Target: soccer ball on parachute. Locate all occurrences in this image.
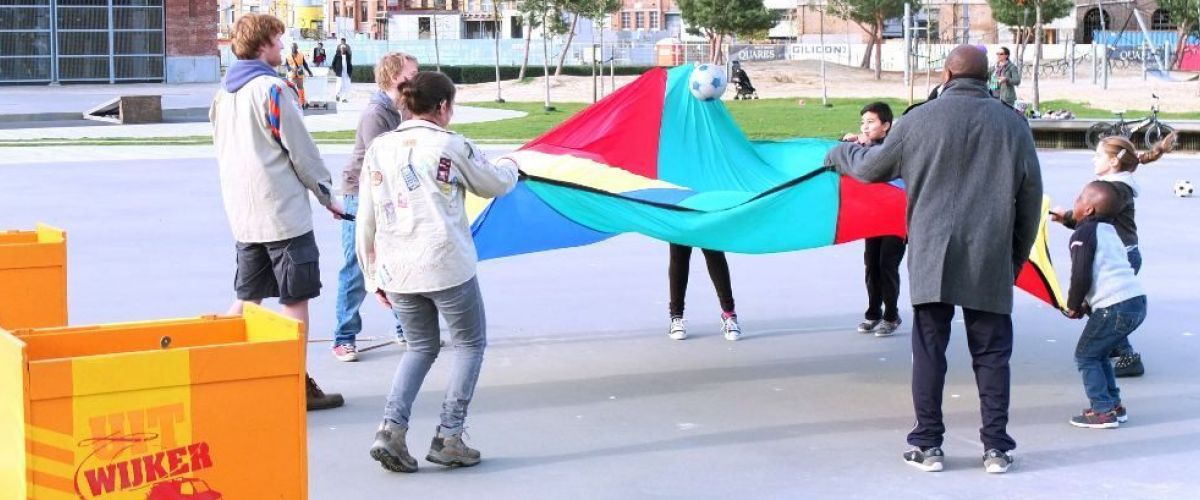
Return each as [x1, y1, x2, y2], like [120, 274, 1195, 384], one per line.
[1173, 180, 1194, 198]
[689, 63, 728, 101]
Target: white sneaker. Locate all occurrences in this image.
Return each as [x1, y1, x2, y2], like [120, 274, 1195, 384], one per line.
[668, 317, 688, 340]
[721, 315, 742, 341]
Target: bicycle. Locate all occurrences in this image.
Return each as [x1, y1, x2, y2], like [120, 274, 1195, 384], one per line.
[1084, 94, 1176, 150]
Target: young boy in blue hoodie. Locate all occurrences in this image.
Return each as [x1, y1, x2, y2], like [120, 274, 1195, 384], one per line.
[1064, 181, 1146, 429]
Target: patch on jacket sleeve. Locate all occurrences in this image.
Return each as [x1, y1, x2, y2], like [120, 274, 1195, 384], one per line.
[437, 156, 452, 183]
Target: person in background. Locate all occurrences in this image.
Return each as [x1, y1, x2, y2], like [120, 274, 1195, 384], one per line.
[284, 43, 314, 107]
[331, 38, 353, 103]
[989, 47, 1021, 106]
[332, 52, 420, 363]
[313, 42, 327, 67]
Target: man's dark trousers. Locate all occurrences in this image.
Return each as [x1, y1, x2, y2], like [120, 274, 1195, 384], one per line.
[909, 303, 1016, 452]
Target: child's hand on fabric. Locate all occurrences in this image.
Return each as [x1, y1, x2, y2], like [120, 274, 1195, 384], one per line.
[1066, 309, 1084, 319]
[842, 133, 858, 142]
[1049, 207, 1066, 223]
[375, 290, 392, 309]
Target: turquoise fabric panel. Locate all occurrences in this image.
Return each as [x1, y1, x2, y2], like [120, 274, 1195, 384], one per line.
[523, 172, 841, 254]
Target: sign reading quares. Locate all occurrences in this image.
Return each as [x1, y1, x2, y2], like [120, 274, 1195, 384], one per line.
[730, 45, 786, 62]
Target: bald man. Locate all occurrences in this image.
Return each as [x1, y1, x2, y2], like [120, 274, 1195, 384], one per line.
[824, 45, 1043, 473]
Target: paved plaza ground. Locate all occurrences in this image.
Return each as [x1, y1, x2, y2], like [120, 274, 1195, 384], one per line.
[2, 145, 1198, 498]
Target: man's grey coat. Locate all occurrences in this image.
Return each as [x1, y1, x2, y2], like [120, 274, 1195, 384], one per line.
[825, 78, 1043, 315]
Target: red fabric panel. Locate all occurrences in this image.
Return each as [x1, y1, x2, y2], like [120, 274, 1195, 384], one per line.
[1015, 260, 1056, 308]
[834, 176, 908, 244]
[521, 68, 667, 179]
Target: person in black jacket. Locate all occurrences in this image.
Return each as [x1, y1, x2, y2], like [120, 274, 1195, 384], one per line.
[842, 102, 906, 337]
[1063, 181, 1146, 429]
[331, 38, 354, 103]
[313, 42, 327, 67]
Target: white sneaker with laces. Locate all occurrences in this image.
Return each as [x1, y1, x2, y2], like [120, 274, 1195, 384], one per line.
[721, 315, 742, 341]
[668, 317, 688, 340]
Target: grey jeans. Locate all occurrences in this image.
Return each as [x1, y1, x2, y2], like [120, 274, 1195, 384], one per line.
[383, 276, 487, 436]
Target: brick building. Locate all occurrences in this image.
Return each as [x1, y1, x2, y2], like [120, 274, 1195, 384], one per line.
[0, 0, 218, 85]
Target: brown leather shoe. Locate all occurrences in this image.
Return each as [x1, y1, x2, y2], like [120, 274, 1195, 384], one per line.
[306, 374, 344, 411]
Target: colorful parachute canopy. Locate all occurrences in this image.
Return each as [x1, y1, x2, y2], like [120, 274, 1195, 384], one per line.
[467, 65, 1065, 312]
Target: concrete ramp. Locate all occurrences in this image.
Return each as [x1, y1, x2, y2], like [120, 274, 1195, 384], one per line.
[83, 95, 162, 124]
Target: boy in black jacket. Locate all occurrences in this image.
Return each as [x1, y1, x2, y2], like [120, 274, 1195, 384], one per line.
[1065, 181, 1146, 429]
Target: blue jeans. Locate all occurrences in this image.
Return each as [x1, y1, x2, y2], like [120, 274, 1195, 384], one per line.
[333, 194, 403, 346]
[1076, 295, 1147, 412]
[383, 277, 487, 436]
[1111, 247, 1143, 357]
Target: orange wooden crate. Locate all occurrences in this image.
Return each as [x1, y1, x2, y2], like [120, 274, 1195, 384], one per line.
[0, 225, 67, 330]
[1, 304, 307, 499]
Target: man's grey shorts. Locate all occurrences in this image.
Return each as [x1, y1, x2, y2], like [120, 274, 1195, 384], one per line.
[234, 231, 321, 305]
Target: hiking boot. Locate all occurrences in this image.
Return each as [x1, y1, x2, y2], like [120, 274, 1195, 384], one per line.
[1070, 408, 1120, 429]
[721, 314, 742, 341]
[1114, 352, 1144, 377]
[1114, 404, 1129, 423]
[668, 317, 687, 341]
[983, 449, 1014, 473]
[332, 344, 358, 362]
[902, 446, 944, 472]
[426, 429, 482, 467]
[306, 374, 344, 411]
[857, 319, 880, 333]
[874, 318, 902, 337]
[369, 421, 418, 473]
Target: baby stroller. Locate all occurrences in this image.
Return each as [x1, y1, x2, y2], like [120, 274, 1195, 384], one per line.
[730, 62, 758, 100]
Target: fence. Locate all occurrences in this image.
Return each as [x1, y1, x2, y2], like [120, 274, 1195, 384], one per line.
[0, 0, 165, 85]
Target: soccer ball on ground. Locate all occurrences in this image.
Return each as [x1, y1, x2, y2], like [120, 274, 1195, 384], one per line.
[689, 63, 728, 101]
[1174, 180, 1194, 198]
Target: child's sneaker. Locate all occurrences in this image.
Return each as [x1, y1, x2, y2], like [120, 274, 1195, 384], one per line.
[857, 319, 880, 333]
[983, 449, 1013, 473]
[369, 421, 418, 473]
[874, 318, 902, 337]
[721, 314, 742, 341]
[1069, 408, 1120, 429]
[332, 344, 358, 362]
[1114, 404, 1128, 423]
[426, 429, 481, 467]
[1114, 352, 1144, 377]
[668, 317, 687, 340]
[902, 446, 944, 472]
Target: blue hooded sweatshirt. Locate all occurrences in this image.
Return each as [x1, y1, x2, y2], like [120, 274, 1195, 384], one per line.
[223, 59, 279, 93]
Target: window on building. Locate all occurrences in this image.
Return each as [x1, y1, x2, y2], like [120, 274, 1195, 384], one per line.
[649, 12, 659, 31]
[1151, 9, 1175, 30]
[361, 2, 368, 22]
[621, 11, 631, 30]
[635, 11, 644, 30]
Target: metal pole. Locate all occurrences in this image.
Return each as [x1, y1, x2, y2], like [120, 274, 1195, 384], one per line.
[1070, 38, 1076, 83]
[903, 3, 912, 92]
[1092, 42, 1098, 84]
[108, 0, 116, 83]
[1103, 44, 1109, 89]
[49, 0, 59, 85]
[820, 6, 828, 107]
[542, 12, 553, 111]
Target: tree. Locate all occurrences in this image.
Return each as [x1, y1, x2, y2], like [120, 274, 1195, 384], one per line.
[517, 0, 553, 80]
[677, 0, 778, 64]
[987, 0, 1072, 64]
[554, 0, 585, 77]
[577, 0, 622, 99]
[1155, 0, 1200, 70]
[829, 0, 920, 80]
